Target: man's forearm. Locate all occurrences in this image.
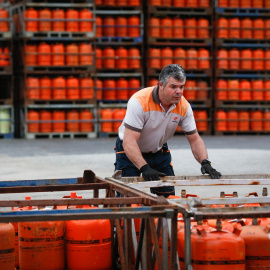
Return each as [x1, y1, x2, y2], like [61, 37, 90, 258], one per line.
[190, 137, 208, 163]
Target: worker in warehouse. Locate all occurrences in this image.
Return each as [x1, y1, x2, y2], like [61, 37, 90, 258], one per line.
[114, 64, 221, 198]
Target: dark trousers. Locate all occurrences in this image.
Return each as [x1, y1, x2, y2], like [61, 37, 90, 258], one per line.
[114, 137, 175, 198]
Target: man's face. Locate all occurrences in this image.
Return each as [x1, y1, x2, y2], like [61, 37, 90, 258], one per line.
[159, 77, 185, 106]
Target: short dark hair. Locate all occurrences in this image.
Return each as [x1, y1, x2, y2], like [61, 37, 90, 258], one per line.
[159, 64, 186, 86]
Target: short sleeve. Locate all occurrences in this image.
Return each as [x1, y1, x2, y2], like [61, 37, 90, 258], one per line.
[179, 105, 197, 133]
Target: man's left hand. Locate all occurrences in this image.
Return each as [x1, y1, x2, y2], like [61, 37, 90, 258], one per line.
[201, 159, 221, 179]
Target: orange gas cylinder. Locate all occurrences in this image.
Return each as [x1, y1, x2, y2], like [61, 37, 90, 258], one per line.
[266, 19, 270, 40]
[96, 79, 103, 100]
[217, 18, 228, 38]
[252, 80, 264, 100]
[193, 220, 245, 270]
[0, 223, 15, 270]
[67, 110, 79, 132]
[240, 0, 251, 7]
[11, 222, 19, 269]
[251, 110, 263, 131]
[229, 48, 240, 70]
[196, 80, 208, 99]
[103, 47, 115, 68]
[38, 9, 51, 31]
[117, 0, 128, 5]
[52, 76, 66, 100]
[128, 15, 140, 37]
[253, 18, 264, 39]
[241, 18, 252, 39]
[40, 77, 51, 100]
[148, 78, 159, 86]
[198, 48, 210, 69]
[101, 109, 113, 132]
[66, 43, 79, 66]
[80, 77, 94, 99]
[240, 79, 251, 101]
[184, 80, 196, 100]
[95, 16, 102, 37]
[199, 0, 209, 6]
[173, 0, 185, 6]
[103, 79, 116, 100]
[229, 18, 240, 39]
[266, 50, 270, 71]
[128, 47, 140, 69]
[161, 47, 173, 68]
[66, 216, 111, 270]
[116, 78, 128, 100]
[52, 43, 65, 66]
[186, 48, 198, 69]
[52, 110, 65, 132]
[173, 17, 184, 38]
[161, 17, 172, 38]
[252, 0, 263, 7]
[216, 110, 227, 131]
[241, 49, 252, 70]
[149, 48, 161, 69]
[128, 78, 140, 97]
[217, 79, 228, 100]
[237, 219, 270, 269]
[253, 49, 264, 70]
[0, 47, 9, 66]
[239, 111, 250, 131]
[228, 79, 239, 100]
[104, 0, 115, 4]
[265, 80, 270, 101]
[185, 18, 197, 38]
[197, 18, 209, 39]
[217, 48, 228, 69]
[128, 0, 140, 5]
[228, 0, 239, 6]
[227, 110, 238, 131]
[103, 16, 115, 37]
[116, 46, 128, 69]
[25, 44, 37, 66]
[80, 110, 93, 132]
[113, 109, 126, 132]
[52, 9, 65, 31]
[150, 0, 162, 4]
[95, 47, 102, 69]
[162, 0, 172, 6]
[174, 47, 186, 68]
[0, 9, 9, 32]
[19, 221, 64, 270]
[186, 0, 198, 6]
[265, 0, 270, 7]
[149, 17, 160, 37]
[66, 9, 79, 32]
[67, 76, 80, 99]
[25, 8, 38, 31]
[79, 9, 93, 32]
[26, 77, 39, 100]
[264, 111, 270, 131]
[27, 110, 39, 132]
[195, 110, 208, 131]
[40, 110, 52, 132]
[79, 43, 93, 66]
[116, 16, 128, 37]
[38, 42, 51, 66]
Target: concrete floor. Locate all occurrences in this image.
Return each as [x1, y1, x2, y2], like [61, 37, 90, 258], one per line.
[0, 135, 270, 202]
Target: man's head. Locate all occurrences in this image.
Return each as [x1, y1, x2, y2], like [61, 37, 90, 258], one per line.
[158, 64, 186, 107]
[158, 64, 186, 87]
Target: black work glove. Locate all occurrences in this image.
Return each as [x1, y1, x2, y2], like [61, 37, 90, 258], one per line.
[139, 164, 166, 181]
[201, 159, 221, 179]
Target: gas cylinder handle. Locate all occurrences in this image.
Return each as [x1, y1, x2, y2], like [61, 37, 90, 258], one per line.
[185, 194, 199, 198]
[245, 192, 258, 197]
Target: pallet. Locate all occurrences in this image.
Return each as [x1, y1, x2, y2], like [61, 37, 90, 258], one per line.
[25, 65, 94, 74]
[216, 39, 270, 48]
[0, 133, 13, 139]
[216, 7, 270, 16]
[96, 36, 143, 43]
[0, 99, 13, 105]
[216, 100, 270, 107]
[215, 131, 270, 136]
[22, 31, 94, 40]
[149, 6, 212, 15]
[0, 66, 12, 74]
[25, 131, 97, 139]
[98, 131, 118, 138]
[148, 68, 211, 77]
[24, 99, 96, 105]
[216, 70, 270, 78]
[148, 37, 212, 46]
[0, 31, 12, 39]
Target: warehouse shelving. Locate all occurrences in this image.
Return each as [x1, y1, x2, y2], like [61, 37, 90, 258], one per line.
[214, 1, 270, 135]
[15, 0, 97, 138]
[145, 0, 214, 135]
[0, 2, 14, 138]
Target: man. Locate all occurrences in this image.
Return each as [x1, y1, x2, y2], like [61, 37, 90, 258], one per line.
[114, 64, 221, 198]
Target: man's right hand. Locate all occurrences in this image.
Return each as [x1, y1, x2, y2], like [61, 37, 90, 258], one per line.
[139, 164, 166, 181]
